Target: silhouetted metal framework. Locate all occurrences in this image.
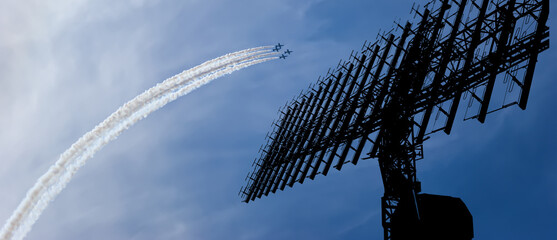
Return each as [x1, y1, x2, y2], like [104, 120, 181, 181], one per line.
[240, 0, 549, 239]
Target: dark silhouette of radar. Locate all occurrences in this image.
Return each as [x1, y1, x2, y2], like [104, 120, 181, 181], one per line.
[240, 0, 549, 239]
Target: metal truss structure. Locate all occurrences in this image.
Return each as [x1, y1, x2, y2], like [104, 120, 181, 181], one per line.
[240, 0, 549, 239]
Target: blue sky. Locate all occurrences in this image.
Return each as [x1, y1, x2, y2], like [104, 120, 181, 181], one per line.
[0, 0, 555, 239]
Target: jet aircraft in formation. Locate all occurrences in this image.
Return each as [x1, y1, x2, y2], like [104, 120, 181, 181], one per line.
[273, 43, 293, 60]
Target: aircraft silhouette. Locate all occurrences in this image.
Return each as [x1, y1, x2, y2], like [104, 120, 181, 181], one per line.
[273, 43, 284, 52]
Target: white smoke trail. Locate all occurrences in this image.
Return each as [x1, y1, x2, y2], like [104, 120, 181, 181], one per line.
[149, 47, 273, 101]
[2, 48, 274, 240]
[0, 47, 279, 240]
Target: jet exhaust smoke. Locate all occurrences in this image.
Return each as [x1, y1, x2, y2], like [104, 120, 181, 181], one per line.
[0, 46, 279, 240]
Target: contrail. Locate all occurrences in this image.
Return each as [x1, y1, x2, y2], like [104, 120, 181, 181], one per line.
[0, 47, 279, 240]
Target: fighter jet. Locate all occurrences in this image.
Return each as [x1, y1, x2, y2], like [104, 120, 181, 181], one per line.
[273, 43, 284, 52]
[284, 49, 292, 54]
[279, 54, 287, 59]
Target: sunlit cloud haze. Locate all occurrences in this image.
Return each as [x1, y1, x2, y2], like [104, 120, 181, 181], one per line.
[0, 0, 555, 239]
